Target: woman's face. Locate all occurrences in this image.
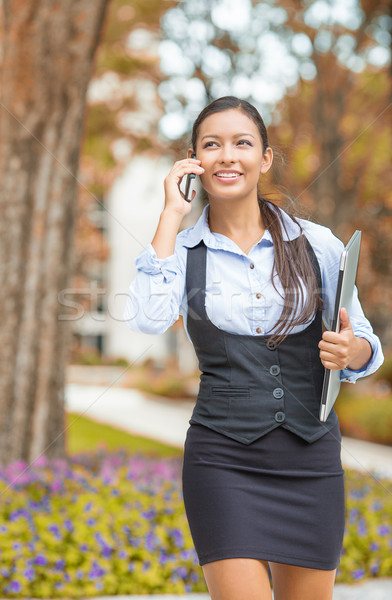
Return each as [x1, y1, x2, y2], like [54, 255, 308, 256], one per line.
[194, 108, 273, 204]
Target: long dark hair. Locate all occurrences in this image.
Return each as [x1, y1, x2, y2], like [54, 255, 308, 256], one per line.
[191, 96, 323, 345]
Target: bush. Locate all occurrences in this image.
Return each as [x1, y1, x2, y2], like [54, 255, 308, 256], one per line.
[335, 393, 392, 445]
[0, 452, 391, 596]
[373, 353, 392, 388]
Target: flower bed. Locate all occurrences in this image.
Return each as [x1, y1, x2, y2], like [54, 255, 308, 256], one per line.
[0, 451, 391, 597]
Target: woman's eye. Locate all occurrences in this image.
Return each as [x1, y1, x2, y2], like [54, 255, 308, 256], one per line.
[203, 141, 218, 148]
[238, 140, 252, 146]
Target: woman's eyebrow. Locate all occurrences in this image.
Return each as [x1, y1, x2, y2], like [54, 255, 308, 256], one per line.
[200, 132, 256, 141]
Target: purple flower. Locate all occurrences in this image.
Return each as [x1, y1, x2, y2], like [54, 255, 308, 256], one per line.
[63, 519, 74, 532]
[370, 560, 380, 574]
[352, 569, 365, 580]
[128, 562, 135, 572]
[9, 580, 22, 592]
[348, 508, 359, 524]
[88, 560, 105, 580]
[84, 501, 93, 512]
[23, 567, 35, 582]
[141, 508, 156, 520]
[176, 566, 188, 578]
[371, 500, 383, 511]
[357, 518, 367, 537]
[54, 559, 65, 571]
[142, 561, 151, 572]
[0, 526, 7, 533]
[79, 544, 89, 552]
[34, 554, 47, 566]
[87, 518, 96, 526]
[48, 524, 62, 539]
[378, 524, 391, 536]
[190, 572, 199, 582]
[370, 542, 380, 551]
[145, 531, 160, 551]
[13, 542, 22, 551]
[170, 528, 184, 547]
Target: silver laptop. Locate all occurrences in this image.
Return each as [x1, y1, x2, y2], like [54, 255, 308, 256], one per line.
[319, 230, 362, 422]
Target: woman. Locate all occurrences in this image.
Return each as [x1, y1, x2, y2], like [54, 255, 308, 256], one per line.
[123, 96, 383, 600]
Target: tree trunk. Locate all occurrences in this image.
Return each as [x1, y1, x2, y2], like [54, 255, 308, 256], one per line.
[0, 0, 109, 465]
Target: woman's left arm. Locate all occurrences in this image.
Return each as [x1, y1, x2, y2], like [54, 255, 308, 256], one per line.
[303, 222, 384, 382]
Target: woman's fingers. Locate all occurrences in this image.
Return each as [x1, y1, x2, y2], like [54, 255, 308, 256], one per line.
[163, 158, 204, 214]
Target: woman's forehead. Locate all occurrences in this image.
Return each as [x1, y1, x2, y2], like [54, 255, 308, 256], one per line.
[197, 108, 260, 139]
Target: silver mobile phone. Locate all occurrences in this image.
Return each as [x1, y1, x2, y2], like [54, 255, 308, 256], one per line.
[184, 153, 197, 202]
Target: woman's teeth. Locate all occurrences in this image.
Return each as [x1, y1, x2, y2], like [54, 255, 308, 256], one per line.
[215, 172, 241, 178]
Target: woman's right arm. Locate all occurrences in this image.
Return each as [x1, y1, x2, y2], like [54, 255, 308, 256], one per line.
[123, 157, 204, 334]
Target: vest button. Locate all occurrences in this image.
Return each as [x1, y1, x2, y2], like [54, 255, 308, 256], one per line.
[256, 327, 262, 333]
[250, 263, 255, 269]
[269, 365, 280, 376]
[275, 411, 285, 423]
[266, 341, 276, 350]
[273, 387, 284, 399]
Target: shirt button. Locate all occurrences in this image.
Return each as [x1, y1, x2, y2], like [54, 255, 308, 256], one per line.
[269, 365, 280, 376]
[250, 263, 255, 269]
[273, 387, 284, 399]
[256, 293, 261, 299]
[275, 411, 285, 423]
[256, 327, 262, 333]
[267, 340, 276, 351]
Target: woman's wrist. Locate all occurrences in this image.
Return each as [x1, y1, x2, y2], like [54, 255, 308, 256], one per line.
[151, 209, 183, 259]
[347, 337, 372, 371]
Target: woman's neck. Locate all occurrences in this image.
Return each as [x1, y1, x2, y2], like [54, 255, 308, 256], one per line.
[207, 200, 265, 238]
[207, 200, 266, 256]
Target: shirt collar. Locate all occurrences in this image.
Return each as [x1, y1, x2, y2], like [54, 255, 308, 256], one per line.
[179, 202, 302, 249]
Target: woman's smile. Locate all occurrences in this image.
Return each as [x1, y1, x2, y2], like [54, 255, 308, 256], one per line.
[214, 169, 243, 183]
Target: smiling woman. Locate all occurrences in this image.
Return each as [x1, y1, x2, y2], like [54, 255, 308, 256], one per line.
[123, 96, 383, 600]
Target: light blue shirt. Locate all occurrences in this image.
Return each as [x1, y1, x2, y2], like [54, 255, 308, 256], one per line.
[124, 203, 383, 383]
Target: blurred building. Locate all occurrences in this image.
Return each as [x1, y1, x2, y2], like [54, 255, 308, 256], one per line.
[72, 153, 200, 372]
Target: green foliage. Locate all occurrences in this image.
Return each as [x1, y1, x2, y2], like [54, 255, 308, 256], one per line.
[338, 469, 392, 582]
[335, 393, 392, 445]
[70, 347, 130, 367]
[66, 411, 182, 458]
[0, 452, 390, 596]
[373, 354, 392, 387]
[0, 453, 205, 596]
[98, 51, 149, 76]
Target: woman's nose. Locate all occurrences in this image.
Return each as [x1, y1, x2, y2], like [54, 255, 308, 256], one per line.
[218, 144, 235, 162]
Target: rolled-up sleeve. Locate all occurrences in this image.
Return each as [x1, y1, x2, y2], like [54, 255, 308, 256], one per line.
[340, 301, 384, 383]
[123, 243, 187, 335]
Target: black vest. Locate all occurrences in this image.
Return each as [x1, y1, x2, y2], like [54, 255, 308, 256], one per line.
[185, 237, 338, 445]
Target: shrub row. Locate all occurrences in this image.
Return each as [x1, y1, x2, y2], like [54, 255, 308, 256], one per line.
[0, 451, 391, 596]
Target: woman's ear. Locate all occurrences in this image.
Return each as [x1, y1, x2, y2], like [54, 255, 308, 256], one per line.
[187, 148, 195, 158]
[260, 147, 273, 174]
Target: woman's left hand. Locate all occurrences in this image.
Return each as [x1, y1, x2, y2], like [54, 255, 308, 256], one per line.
[318, 307, 372, 371]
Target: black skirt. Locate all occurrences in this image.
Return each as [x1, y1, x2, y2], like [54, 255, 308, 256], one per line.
[182, 420, 346, 570]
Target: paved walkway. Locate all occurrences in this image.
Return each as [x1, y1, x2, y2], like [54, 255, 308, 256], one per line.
[65, 380, 392, 479]
[65, 369, 392, 599]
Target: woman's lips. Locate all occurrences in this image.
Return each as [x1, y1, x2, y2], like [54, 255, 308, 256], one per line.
[213, 171, 243, 182]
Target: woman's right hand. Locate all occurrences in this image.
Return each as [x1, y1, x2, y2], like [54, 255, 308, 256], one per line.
[163, 157, 204, 217]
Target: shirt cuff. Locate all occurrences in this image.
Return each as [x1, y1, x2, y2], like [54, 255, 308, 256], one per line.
[340, 332, 378, 384]
[134, 243, 179, 283]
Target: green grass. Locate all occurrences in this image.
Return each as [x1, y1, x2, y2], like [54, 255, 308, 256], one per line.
[65, 411, 183, 458]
